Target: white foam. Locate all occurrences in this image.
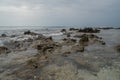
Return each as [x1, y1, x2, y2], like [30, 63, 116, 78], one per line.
[46, 32, 63, 36]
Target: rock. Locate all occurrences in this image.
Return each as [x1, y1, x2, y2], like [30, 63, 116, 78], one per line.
[74, 34, 82, 38]
[35, 37, 61, 54]
[26, 38, 33, 42]
[62, 38, 77, 45]
[115, 45, 120, 52]
[71, 39, 77, 43]
[1, 34, 7, 37]
[79, 35, 89, 46]
[100, 41, 106, 45]
[35, 34, 45, 40]
[78, 28, 100, 33]
[98, 27, 114, 30]
[69, 28, 79, 31]
[88, 34, 99, 39]
[24, 30, 38, 35]
[62, 38, 67, 41]
[79, 36, 89, 42]
[63, 51, 71, 54]
[10, 35, 16, 38]
[74, 34, 99, 39]
[27, 59, 39, 69]
[0, 46, 9, 54]
[61, 29, 66, 33]
[72, 45, 84, 52]
[75, 58, 100, 72]
[67, 33, 71, 37]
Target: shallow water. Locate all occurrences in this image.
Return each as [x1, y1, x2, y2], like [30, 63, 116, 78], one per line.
[0, 27, 120, 80]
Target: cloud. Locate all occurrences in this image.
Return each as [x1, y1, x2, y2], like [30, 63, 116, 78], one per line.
[0, 0, 120, 26]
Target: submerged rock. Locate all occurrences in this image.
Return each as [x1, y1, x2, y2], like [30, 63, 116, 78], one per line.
[0, 46, 9, 54]
[75, 58, 100, 72]
[72, 45, 84, 52]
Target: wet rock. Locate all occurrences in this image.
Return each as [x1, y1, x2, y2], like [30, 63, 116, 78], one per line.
[98, 27, 114, 30]
[0, 46, 9, 54]
[1, 34, 7, 37]
[67, 33, 71, 37]
[61, 29, 66, 33]
[36, 44, 53, 54]
[100, 41, 106, 45]
[27, 59, 39, 69]
[63, 51, 71, 54]
[10, 35, 16, 38]
[26, 38, 33, 42]
[75, 58, 100, 72]
[115, 45, 120, 52]
[79, 35, 89, 42]
[35, 36, 61, 55]
[35, 34, 46, 40]
[88, 34, 99, 39]
[79, 35, 89, 46]
[74, 34, 82, 38]
[4, 40, 29, 51]
[62, 38, 77, 45]
[78, 28, 100, 33]
[72, 45, 84, 52]
[24, 30, 38, 35]
[74, 34, 100, 39]
[69, 28, 79, 31]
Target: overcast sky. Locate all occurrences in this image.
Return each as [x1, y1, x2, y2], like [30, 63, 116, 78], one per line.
[0, 0, 120, 26]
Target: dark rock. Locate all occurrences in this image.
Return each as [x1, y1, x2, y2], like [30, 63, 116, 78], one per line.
[79, 35, 89, 46]
[71, 39, 77, 43]
[69, 28, 79, 31]
[67, 33, 71, 37]
[62, 38, 67, 41]
[1, 34, 7, 37]
[101, 41, 106, 45]
[0, 46, 9, 54]
[62, 38, 77, 45]
[24, 30, 38, 35]
[78, 28, 100, 33]
[61, 29, 66, 33]
[115, 45, 120, 52]
[88, 34, 99, 39]
[35, 34, 45, 40]
[74, 34, 82, 38]
[79, 36, 89, 42]
[98, 27, 114, 30]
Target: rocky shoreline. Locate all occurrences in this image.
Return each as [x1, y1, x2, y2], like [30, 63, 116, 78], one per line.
[0, 27, 120, 80]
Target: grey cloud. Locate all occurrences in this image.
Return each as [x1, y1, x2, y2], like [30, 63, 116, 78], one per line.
[0, 0, 120, 26]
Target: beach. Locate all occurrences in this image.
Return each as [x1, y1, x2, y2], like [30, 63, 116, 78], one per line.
[0, 27, 120, 80]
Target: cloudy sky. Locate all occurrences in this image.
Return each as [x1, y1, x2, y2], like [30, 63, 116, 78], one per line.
[0, 0, 120, 26]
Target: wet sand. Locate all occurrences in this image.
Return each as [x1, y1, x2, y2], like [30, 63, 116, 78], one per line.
[0, 28, 120, 80]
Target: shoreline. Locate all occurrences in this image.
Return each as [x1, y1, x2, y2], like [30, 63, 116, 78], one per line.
[0, 27, 120, 80]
